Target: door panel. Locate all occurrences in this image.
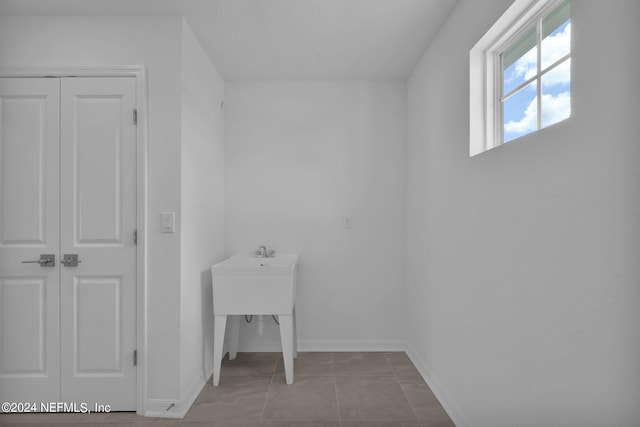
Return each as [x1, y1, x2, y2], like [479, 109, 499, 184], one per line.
[74, 276, 123, 373]
[1, 278, 47, 372]
[0, 78, 60, 403]
[72, 95, 125, 245]
[60, 77, 137, 410]
[1, 95, 49, 245]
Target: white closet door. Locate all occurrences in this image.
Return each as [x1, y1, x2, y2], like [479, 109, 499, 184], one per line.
[0, 76, 137, 411]
[59, 77, 137, 410]
[0, 78, 61, 403]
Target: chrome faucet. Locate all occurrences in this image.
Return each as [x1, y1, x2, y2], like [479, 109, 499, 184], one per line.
[255, 245, 275, 258]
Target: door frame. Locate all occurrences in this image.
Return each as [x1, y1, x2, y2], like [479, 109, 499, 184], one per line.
[0, 66, 148, 415]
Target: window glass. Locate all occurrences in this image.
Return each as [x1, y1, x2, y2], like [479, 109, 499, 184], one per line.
[501, 0, 570, 143]
[541, 58, 571, 128]
[541, 18, 571, 69]
[503, 26, 537, 95]
[504, 81, 538, 143]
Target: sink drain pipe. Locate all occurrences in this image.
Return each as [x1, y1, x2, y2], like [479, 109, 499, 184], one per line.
[257, 315, 265, 335]
[245, 314, 280, 335]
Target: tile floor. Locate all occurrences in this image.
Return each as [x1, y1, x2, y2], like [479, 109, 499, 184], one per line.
[0, 352, 455, 427]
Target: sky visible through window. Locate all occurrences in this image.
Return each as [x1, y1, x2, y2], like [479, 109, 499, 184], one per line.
[502, 17, 571, 143]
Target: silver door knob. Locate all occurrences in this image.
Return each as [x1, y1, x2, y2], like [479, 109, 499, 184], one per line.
[21, 254, 55, 267]
[61, 254, 82, 267]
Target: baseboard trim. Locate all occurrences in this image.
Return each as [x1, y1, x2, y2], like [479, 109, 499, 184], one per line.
[144, 399, 184, 419]
[144, 375, 206, 419]
[229, 339, 407, 353]
[299, 339, 407, 352]
[405, 344, 470, 427]
[180, 374, 207, 418]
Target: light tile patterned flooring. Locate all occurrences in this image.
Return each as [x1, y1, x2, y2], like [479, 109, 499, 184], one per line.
[1, 352, 455, 427]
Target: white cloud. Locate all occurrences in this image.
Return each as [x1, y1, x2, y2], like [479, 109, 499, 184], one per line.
[542, 22, 571, 69]
[542, 58, 571, 87]
[541, 91, 571, 126]
[509, 22, 571, 85]
[504, 91, 570, 135]
[505, 95, 538, 134]
[514, 46, 537, 81]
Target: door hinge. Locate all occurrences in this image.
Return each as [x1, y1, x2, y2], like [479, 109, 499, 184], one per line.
[133, 350, 138, 366]
[133, 229, 137, 245]
[133, 108, 138, 125]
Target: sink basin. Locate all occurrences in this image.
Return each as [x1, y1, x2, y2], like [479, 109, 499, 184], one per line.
[211, 254, 298, 315]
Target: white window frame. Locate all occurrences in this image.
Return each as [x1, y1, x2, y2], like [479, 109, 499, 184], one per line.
[470, 0, 568, 156]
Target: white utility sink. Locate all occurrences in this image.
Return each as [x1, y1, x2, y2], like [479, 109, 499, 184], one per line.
[211, 254, 297, 315]
[211, 254, 298, 386]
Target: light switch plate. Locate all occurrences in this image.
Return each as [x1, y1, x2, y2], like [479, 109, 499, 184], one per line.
[161, 211, 175, 233]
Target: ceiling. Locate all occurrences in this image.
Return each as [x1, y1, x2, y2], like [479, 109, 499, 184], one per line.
[0, 0, 458, 80]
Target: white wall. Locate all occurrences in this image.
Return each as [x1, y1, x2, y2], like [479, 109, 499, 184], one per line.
[179, 20, 225, 402]
[406, 1, 640, 426]
[0, 15, 187, 413]
[224, 81, 406, 350]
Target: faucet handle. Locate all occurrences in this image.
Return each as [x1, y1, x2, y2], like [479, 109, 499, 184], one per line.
[267, 249, 276, 257]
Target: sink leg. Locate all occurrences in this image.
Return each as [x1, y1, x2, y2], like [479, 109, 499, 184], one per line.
[279, 314, 295, 384]
[292, 306, 298, 359]
[213, 314, 227, 386]
[229, 315, 240, 360]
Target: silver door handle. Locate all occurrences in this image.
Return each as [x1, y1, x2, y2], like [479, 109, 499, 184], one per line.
[61, 254, 82, 267]
[22, 254, 55, 267]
